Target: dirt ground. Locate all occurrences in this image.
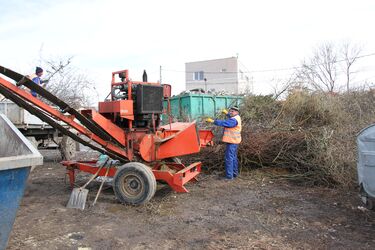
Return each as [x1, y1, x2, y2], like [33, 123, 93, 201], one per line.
[6, 150, 375, 250]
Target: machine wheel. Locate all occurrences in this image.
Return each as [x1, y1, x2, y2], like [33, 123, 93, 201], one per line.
[113, 162, 156, 205]
[60, 135, 77, 160]
[27, 136, 39, 149]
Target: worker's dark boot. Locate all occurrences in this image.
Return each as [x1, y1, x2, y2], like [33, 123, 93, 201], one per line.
[221, 176, 234, 181]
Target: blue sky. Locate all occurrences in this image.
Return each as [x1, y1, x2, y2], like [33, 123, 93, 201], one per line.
[1, 0, 375, 100]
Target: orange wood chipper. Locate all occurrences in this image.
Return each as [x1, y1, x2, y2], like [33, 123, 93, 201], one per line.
[0, 65, 213, 205]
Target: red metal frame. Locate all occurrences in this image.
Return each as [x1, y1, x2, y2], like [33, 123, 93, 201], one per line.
[199, 130, 215, 147]
[62, 160, 201, 193]
[81, 109, 127, 146]
[0, 76, 129, 159]
[0, 68, 213, 197]
[152, 162, 201, 193]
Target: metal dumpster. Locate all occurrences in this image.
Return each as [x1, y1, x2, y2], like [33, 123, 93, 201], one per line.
[357, 124, 375, 209]
[0, 114, 43, 250]
[163, 93, 243, 122]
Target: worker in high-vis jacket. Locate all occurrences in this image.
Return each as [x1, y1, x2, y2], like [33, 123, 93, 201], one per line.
[206, 106, 242, 180]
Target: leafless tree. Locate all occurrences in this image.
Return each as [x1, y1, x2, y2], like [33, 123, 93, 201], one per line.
[297, 43, 338, 93]
[272, 72, 299, 100]
[41, 57, 97, 109]
[296, 42, 362, 93]
[341, 42, 362, 92]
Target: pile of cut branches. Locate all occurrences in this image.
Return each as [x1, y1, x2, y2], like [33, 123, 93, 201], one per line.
[190, 90, 375, 188]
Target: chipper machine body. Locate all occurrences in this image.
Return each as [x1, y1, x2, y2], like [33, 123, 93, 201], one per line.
[0, 65, 213, 205]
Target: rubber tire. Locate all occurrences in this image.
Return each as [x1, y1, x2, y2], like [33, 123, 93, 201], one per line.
[27, 136, 39, 149]
[60, 135, 77, 160]
[113, 162, 156, 205]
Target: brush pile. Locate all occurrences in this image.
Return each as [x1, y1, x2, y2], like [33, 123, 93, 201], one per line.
[192, 90, 375, 187]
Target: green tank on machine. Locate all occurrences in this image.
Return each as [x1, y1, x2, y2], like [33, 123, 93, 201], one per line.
[163, 93, 243, 122]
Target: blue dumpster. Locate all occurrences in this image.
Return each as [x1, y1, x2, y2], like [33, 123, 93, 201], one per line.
[0, 114, 43, 250]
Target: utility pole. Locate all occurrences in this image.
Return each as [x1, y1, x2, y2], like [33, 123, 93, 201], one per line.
[159, 65, 162, 84]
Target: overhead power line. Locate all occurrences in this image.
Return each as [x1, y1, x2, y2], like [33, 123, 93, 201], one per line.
[163, 52, 375, 74]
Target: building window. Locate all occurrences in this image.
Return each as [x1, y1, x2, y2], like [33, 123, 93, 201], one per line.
[221, 68, 227, 72]
[193, 71, 204, 81]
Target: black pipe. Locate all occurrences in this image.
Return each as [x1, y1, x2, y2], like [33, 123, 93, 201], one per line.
[142, 70, 147, 82]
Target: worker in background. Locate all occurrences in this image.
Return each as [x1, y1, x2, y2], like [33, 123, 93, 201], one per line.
[28, 67, 47, 97]
[206, 106, 242, 180]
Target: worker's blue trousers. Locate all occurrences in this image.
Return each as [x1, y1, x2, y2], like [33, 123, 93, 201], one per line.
[225, 143, 239, 179]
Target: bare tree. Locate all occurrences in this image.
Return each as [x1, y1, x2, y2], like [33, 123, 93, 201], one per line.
[341, 42, 362, 92]
[297, 43, 338, 93]
[41, 57, 97, 109]
[296, 42, 363, 93]
[272, 72, 299, 100]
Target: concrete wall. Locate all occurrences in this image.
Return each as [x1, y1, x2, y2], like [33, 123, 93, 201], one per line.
[185, 57, 252, 94]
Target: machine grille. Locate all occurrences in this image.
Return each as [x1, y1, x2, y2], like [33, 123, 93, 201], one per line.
[136, 85, 164, 114]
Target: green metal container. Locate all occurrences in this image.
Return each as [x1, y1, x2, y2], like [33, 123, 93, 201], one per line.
[163, 93, 243, 122]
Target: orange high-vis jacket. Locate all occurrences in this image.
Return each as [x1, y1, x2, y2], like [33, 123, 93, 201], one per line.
[222, 115, 242, 144]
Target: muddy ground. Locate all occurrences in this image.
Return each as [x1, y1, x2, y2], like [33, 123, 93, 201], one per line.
[6, 150, 375, 249]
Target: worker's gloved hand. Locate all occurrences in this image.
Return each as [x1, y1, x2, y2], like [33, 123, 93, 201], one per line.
[221, 109, 228, 115]
[206, 118, 214, 123]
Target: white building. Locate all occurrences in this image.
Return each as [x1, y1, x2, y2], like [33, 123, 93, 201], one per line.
[185, 57, 253, 94]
